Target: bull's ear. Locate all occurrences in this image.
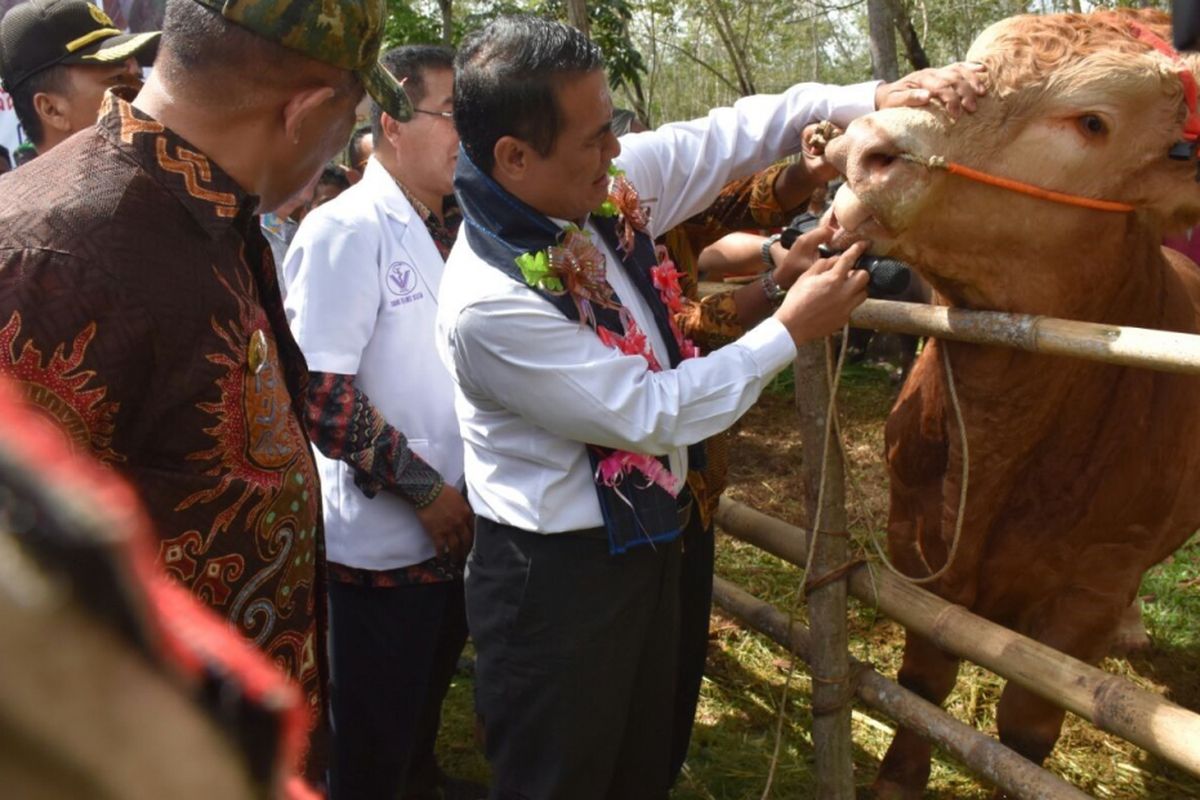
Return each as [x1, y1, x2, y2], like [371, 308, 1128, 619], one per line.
[1147, 51, 1200, 231]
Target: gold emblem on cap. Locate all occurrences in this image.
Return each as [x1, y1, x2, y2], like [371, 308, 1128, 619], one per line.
[247, 329, 269, 376]
[88, 4, 114, 27]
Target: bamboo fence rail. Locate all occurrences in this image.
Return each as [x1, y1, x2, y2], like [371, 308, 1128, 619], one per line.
[850, 299, 1200, 374]
[715, 498, 1200, 780]
[712, 576, 1095, 800]
[690, 288, 1200, 376]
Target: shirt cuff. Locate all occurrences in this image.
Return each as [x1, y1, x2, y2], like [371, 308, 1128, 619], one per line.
[299, 350, 362, 375]
[739, 316, 798, 376]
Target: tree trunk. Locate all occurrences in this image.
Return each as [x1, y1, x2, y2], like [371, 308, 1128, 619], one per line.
[892, 0, 929, 71]
[867, 0, 900, 82]
[704, 0, 756, 95]
[438, 0, 452, 45]
[566, 0, 590, 38]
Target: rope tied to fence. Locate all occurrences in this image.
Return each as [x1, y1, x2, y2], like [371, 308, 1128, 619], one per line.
[803, 557, 867, 596]
[809, 662, 868, 718]
[761, 318, 974, 799]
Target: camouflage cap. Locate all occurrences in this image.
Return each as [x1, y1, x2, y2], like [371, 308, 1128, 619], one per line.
[189, 0, 411, 121]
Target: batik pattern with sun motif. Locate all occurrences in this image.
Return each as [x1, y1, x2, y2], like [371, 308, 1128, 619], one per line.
[0, 87, 328, 781]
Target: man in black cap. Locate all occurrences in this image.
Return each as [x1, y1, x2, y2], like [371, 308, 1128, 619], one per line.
[0, 0, 410, 783]
[0, 0, 159, 153]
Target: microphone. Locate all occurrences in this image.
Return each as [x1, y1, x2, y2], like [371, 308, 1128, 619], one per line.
[817, 244, 911, 295]
[779, 212, 912, 296]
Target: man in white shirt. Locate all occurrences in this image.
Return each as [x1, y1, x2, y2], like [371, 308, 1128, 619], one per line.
[283, 45, 474, 800]
[437, 17, 982, 799]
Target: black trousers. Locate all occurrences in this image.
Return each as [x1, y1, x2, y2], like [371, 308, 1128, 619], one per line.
[327, 575, 469, 800]
[670, 510, 715, 781]
[467, 518, 682, 800]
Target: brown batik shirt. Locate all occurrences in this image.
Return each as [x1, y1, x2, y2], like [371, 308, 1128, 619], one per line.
[0, 89, 327, 779]
[664, 162, 802, 525]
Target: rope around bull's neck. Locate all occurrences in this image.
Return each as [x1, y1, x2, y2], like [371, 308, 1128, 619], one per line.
[759, 327, 970, 798]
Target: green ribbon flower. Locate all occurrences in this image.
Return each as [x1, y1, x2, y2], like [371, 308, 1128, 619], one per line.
[593, 165, 627, 218]
[516, 250, 563, 292]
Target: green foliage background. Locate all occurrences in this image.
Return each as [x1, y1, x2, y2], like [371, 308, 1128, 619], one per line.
[386, 0, 1171, 126]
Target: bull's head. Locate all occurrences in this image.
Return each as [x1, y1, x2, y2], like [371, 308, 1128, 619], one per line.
[826, 10, 1200, 312]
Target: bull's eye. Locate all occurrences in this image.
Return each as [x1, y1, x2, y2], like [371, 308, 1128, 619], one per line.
[1078, 114, 1107, 136]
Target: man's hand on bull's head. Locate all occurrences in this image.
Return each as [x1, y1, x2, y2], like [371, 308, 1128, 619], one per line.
[774, 240, 870, 347]
[875, 62, 988, 119]
[800, 122, 843, 185]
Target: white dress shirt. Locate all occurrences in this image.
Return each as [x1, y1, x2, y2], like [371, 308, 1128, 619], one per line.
[436, 81, 877, 533]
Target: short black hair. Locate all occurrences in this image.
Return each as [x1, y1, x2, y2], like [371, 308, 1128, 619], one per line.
[370, 45, 455, 141]
[8, 64, 69, 148]
[318, 164, 351, 191]
[454, 16, 605, 175]
[347, 126, 372, 170]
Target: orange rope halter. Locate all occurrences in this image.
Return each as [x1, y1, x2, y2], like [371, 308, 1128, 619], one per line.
[900, 154, 1136, 213]
[886, 21, 1200, 215]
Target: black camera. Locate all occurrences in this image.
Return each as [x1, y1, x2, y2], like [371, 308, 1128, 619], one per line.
[779, 212, 912, 296]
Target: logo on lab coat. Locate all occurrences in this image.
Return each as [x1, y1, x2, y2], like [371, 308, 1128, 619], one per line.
[386, 262, 418, 296]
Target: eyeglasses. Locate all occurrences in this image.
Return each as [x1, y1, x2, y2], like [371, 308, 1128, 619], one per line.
[412, 109, 454, 120]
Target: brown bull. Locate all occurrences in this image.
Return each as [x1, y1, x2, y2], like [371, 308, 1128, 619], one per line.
[824, 10, 1200, 799]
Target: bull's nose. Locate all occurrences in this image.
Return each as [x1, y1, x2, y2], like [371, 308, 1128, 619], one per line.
[827, 117, 906, 190]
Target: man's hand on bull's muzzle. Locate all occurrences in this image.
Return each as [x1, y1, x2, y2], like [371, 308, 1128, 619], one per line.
[875, 62, 988, 119]
[774, 240, 870, 347]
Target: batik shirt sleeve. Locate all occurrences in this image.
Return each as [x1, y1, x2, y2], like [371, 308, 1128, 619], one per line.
[303, 371, 443, 507]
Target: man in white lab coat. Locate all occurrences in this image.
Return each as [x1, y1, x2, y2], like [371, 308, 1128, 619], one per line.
[283, 44, 473, 800]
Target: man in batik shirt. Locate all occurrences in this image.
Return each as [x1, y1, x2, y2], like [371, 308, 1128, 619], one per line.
[0, 0, 412, 781]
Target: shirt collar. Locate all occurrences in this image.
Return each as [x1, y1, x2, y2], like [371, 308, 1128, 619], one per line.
[96, 88, 258, 239]
[393, 176, 436, 224]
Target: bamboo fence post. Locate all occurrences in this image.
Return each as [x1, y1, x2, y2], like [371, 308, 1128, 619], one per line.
[714, 498, 1200, 778]
[712, 577, 1095, 800]
[793, 340, 854, 798]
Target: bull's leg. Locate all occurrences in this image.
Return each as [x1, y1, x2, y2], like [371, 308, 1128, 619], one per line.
[985, 683, 1069, 800]
[1108, 599, 1152, 656]
[988, 591, 1124, 800]
[873, 631, 961, 800]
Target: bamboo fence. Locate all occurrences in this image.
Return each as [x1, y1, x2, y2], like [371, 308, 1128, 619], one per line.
[709, 297, 1200, 799]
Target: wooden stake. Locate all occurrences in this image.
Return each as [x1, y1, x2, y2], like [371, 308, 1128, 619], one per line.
[793, 341, 854, 799]
[713, 577, 1094, 800]
[715, 498, 1200, 779]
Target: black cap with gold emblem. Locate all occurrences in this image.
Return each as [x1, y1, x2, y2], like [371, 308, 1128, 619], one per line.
[0, 0, 159, 93]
